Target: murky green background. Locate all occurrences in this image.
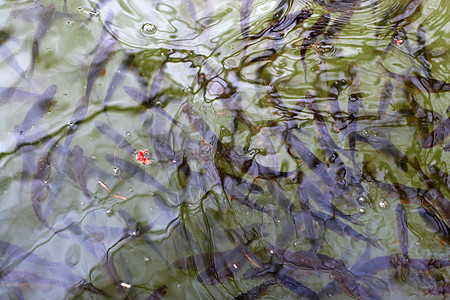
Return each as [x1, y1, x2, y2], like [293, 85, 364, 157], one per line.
[0, 0, 448, 299]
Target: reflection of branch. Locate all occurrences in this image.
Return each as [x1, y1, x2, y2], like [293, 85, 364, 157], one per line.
[97, 180, 127, 201]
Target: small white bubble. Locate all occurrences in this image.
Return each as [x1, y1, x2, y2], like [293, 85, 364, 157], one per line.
[358, 196, 367, 204]
[379, 201, 387, 208]
[120, 282, 131, 289]
[359, 208, 365, 214]
[141, 22, 157, 35]
[233, 264, 238, 269]
[172, 160, 177, 164]
[126, 131, 132, 137]
[113, 167, 120, 175]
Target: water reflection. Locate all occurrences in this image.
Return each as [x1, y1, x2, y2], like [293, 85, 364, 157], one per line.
[0, 0, 449, 299]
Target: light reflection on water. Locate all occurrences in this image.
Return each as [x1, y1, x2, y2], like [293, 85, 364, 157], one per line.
[0, 0, 449, 299]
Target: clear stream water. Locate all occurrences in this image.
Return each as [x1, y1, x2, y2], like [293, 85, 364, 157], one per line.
[0, 0, 448, 299]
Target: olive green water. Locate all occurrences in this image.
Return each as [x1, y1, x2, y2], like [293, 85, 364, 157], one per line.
[0, 0, 449, 299]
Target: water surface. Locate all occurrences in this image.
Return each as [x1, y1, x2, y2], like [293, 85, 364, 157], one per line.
[0, 0, 449, 299]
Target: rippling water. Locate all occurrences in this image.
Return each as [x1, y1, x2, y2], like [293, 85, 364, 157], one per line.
[0, 0, 449, 299]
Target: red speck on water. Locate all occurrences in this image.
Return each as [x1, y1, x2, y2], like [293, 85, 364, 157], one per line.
[135, 149, 152, 165]
[394, 38, 403, 46]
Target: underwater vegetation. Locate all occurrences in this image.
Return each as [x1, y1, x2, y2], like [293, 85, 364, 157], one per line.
[0, 0, 449, 299]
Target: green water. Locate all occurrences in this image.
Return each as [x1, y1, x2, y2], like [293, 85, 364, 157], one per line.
[0, 0, 449, 299]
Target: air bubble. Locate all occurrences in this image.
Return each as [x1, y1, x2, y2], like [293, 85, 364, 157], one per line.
[120, 282, 131, 289]
[126, 131, 132, 137]
[358, 196, 367, 204]
[113, 167, 120, 175]
[141, 22, 157, 35]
